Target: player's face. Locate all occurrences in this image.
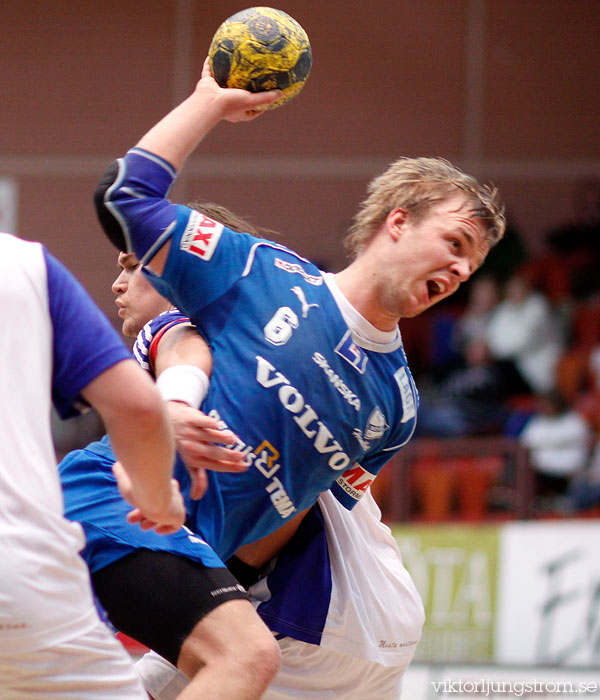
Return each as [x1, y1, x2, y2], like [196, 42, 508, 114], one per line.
[112, 253, 172, 337]
[383, 194, 489, 319]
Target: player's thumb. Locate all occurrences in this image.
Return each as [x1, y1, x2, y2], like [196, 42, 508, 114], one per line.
[112, 461, 134, 504]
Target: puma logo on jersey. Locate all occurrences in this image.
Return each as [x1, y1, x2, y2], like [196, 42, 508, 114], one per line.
[291, 285, 319, 317]
[256, 355, 351, 471]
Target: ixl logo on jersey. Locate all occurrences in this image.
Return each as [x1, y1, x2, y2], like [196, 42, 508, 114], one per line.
[180, 211, 223, 261]
[335, 330, 368, 373]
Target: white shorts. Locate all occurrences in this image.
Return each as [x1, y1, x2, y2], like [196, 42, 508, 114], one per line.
[137, 636, 405, 700]
[264, 636, 405, 700]
[0, 620, 147, 699]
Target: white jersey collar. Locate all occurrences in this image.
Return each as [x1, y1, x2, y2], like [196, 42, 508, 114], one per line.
[322, 272, 403, 353]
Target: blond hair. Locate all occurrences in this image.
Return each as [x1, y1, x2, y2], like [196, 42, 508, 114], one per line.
[345, 157, 505, 258]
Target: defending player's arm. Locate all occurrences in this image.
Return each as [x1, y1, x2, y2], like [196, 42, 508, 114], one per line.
[46, 250, 184, 534]
[94, 58, 282, 272]
[80, 361, 184, 533]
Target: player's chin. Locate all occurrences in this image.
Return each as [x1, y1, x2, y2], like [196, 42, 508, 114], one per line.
[401, 297, 431, 319]
[403, 299, 440, 319]
[122, 320, 141, 339]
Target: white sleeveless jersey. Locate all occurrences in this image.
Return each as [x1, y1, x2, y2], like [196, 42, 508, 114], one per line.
[0, 233, 130, 654]
[251, 489, 424, 669]
[318, 490, 424, 667]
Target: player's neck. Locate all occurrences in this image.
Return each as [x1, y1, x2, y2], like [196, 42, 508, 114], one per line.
[333, 266, 399, 333]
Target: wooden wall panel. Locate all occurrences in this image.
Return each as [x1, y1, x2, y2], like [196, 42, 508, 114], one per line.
[484, 0, 600, 159]
[0, 1, 176, 155]
[16, 174, 119, 319]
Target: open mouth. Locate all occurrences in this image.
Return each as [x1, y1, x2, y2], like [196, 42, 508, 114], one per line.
[426, 279, 446, 300]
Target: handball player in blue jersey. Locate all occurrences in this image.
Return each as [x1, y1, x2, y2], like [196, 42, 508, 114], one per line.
[68, 243, 425, 700]
[62, 57, 505, 697]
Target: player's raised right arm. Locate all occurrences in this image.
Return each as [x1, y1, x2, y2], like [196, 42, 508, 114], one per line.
[137, 58, 282, 171]
[94, 58, 282, 272]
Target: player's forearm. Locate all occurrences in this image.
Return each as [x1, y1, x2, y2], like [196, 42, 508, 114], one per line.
[83, 361, 177, 519]
[94, 63, 278, 260]
[136, 88, 224, 172]
[105, 403, 176, 520]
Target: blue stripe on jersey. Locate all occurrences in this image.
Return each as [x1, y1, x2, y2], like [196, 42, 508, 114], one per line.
[255, 503, 331, 645]
[44, 249, 131, 419]
[107, 149, 178, 262]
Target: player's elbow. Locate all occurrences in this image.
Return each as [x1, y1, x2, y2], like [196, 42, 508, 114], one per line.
[94, 159, 129, 252]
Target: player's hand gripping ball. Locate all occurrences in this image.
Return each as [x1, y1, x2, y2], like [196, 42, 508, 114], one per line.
[208, 7, 312, 110]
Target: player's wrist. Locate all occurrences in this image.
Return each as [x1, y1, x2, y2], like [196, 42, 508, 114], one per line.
[156, 365, 209, 408]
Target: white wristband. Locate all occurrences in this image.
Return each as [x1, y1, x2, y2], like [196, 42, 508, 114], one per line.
[155, 365, 209, 408]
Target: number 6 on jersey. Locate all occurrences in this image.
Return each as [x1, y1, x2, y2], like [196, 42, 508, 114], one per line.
[264, 306, 299, 346]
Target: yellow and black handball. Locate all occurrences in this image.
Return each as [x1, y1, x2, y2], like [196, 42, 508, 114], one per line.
[208, 7, 312, 110]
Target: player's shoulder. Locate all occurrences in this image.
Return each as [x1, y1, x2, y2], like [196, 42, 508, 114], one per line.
[133, 308, 190, 372]
[249, 239, 313, 266]
[245, 240, 324, 285]
[0, 231, 35, 252]
[145, 308, 189, 334]
[0, 233, 44, 271]
[0, 235, 53, 313]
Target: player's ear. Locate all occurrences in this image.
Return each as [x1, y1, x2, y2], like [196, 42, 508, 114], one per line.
[386, 208, 409, 241]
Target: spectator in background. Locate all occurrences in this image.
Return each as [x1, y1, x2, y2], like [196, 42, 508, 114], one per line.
[526, 178, 600, 306]
[452, 274, 500, 353]
[485, 272, 566, 395]
[416, 337, 515, 438]
[566, 437, 600, 513]
[587, 344, 600, 393]
[519, 391, 592, 508]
